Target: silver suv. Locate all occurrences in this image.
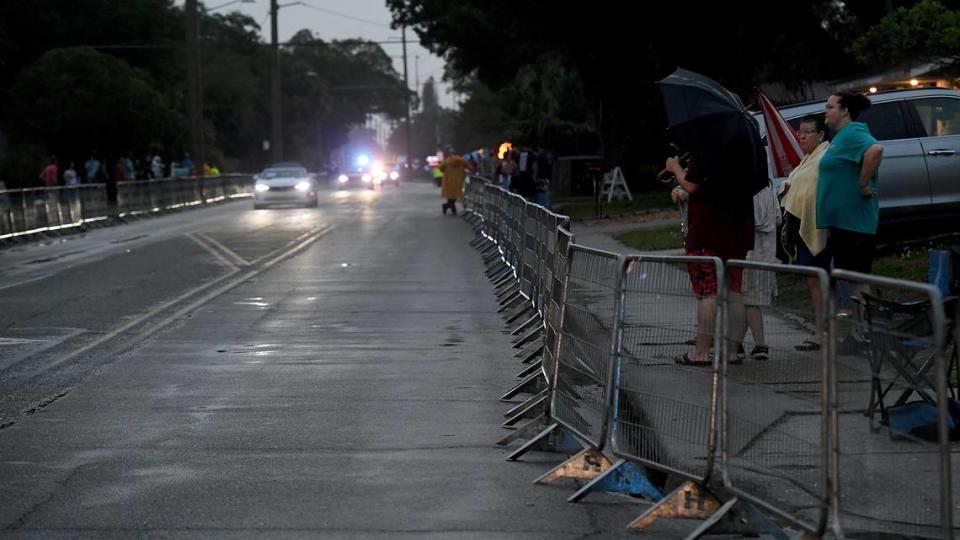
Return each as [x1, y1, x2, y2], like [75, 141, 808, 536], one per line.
[756, 88, 960, 229]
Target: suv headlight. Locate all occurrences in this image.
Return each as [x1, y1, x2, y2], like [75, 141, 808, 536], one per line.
[295, 181, 311, 191]
[361, 174, 372, 183]
[338, 174, 349, 183]
[389, 171, 399, 180]
[254, 183, 270, 192]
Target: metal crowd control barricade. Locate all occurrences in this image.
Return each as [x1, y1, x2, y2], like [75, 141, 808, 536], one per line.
[719, 260, 831, 536]
[499, 226, 578, 448]
[528, 246, 641, 492]
[79, 184, 108, 224]
[609, 255, 727, 530]
[829, 270, 955, 539]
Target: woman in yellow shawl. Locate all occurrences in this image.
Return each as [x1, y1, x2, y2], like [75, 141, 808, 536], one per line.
[780, 116, 830, 351]
[439, 147, 467, 215]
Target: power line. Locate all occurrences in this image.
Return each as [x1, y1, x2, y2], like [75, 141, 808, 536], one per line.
[295, 2, 391, 28]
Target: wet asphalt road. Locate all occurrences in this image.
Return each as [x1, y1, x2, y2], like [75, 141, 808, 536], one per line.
[0, 182, 698, 538]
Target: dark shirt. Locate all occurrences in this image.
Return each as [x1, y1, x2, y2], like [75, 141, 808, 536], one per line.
[684, 157, 754, 260]
[536, 150, 553, 179]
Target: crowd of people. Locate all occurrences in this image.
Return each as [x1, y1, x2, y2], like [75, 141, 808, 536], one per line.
[668, 91, 883, 364]
[35, 152, 222, 188]
[435, 144, 555, 216]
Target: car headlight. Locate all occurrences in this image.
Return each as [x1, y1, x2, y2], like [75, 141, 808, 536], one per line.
[389, 171, 399, 180]
[338, 174, 349, 183]
[255, 183, 270, 192]
[361, 174, 372, 183]
[295, 181, 311, 191]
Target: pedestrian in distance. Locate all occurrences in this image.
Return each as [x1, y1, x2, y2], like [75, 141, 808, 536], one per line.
[151, 155, 164, 180]
[779, 115, 831, 351]
[64, 162, 79, 186]
[498, 152, 516, 190]
[85, 153, 105, 183]
[439, 146, 467, 216]
[532, 146, 553, 207]
[40, 156, 59, 187]
[114, 157, 127, 182]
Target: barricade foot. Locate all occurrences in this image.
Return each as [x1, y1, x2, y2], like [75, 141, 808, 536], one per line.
[506, 422, 584, 461]
[504, 388, 549, 418]
[494, 280, 518, 297]
[515, 359, 542, 379]
[497, 292, 525, 311]
[625, 480, 753, 535]
[512, 326, 543, 348]
[567, 459, 663, 503]
[510, 313, 541, 336]
[496, 416, 546, 448]
[533, 448, 612, 486]
[492, 273, 514, 290]
[500, 371, 544, 401]
[685, 496, 789, 540]
[481, 249, 501, 264]
[502, 392, 547, 427]
[625, 481, 721, 530]
[505, 304, 534, 325]
[514, 341, 543, 362]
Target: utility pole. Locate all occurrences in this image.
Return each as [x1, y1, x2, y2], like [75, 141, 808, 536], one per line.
[185, 0, 204, 172]
[402, 26, 412, 173]
[270, 0, 283, 162]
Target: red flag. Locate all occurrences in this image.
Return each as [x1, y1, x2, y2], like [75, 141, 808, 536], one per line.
[757, 90, 803, 177]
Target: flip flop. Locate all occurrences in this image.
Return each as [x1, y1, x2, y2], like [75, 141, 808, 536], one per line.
[794, 339, 821, 352]
[674, 352, 712, 366]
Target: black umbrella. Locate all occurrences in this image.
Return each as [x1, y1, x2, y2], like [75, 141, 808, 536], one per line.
[657, 68, 768, 197]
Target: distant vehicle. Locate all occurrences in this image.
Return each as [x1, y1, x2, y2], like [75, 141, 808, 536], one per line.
[755, 88, 960, 229]
[332, 154, 392, 189]
[252, 166, 317, 209]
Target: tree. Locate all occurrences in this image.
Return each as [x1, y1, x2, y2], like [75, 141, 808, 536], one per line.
[4, 47, 180, 187]
[388, 0, 862, 182]
[853, 0, 960, 71]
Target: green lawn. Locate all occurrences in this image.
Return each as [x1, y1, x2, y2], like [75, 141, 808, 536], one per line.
[553, 191, 674, 220]
[614, 225, 684, 252]
[616, 224, 936, 283]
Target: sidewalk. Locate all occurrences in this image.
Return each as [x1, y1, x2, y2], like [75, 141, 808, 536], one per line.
[568, 212, 683, 256]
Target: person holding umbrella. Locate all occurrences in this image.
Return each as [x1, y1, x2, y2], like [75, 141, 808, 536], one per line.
[658, 69, 768, 366]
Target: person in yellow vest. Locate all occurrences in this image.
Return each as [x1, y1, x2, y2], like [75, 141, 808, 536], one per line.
[210, 165, 220, 176]
[203, 163, 212, 176]
[439, 147, 466, 215]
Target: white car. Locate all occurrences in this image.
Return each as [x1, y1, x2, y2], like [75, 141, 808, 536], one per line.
[253, 166, 318, 209]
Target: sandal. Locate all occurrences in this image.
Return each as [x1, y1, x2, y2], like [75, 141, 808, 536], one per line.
[674, 352, 712, 366]
[727, 344, 745, 365]
[750, 345, 769, 360]
[794, 339, 821, 352]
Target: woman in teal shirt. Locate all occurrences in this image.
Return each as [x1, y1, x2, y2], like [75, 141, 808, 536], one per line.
[816, 92, 884, 273]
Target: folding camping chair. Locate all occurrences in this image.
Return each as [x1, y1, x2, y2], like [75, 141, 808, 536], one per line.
[857, 292, 958, 430]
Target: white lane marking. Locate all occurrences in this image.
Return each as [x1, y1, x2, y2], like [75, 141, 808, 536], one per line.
[0, 273, 54, 292]
[251, 227, 322, 264]
[196, 233, 251, 267]
[37, 225, 336, 373]
[187, 233, 238, 271]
